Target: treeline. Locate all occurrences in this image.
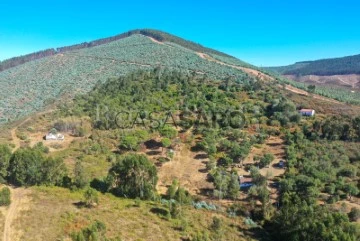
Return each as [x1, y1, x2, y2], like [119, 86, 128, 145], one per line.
[0, 143, 67, 186]
[270, 54, 360, 76]
[303, 116, 360, 141]
[0, 49, 56, 71]
[0, 29, 234, 73]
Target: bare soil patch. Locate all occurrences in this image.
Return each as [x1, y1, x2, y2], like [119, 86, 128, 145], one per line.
[157, 143, 213, 196]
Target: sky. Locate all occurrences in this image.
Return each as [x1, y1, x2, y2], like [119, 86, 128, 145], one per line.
[0, 0, 360, 66]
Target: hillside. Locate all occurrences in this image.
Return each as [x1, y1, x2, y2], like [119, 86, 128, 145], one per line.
[0, 68, 359, 240]
[0, 31, 254, 123]
[0, 29, 237, 73]
[2, 29, 360, 125]
[268, 54, 360, 76]
[267, 54, 360, 91]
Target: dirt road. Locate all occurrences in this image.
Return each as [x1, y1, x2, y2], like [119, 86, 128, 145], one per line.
[3, 187, 29, 241]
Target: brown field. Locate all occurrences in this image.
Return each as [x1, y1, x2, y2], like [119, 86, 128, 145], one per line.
[5, 186, 255, 241]
[285, 74, 360, 90]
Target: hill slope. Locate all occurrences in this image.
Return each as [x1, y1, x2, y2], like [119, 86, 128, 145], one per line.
[0, 31, 256, 123]
[267, 54, 360, 90]
[268, 54, 360, 76]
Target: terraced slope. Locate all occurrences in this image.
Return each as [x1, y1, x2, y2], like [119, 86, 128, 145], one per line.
[0, 34, 252, 123]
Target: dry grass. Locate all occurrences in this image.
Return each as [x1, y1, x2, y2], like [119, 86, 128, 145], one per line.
[11, 186, 255, 241]
[157, 143, 213, 196]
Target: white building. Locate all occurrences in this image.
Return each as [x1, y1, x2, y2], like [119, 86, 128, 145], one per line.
[299, 109, 315, 117]
[45, 133, 65, 141]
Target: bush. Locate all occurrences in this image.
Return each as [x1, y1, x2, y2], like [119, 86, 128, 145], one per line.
[83, 187, 99, 208]
[348, 207, 360, 222]
[0, 187, 11, 206]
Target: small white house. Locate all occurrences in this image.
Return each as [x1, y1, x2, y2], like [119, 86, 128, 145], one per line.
[299, 109, 315, 117]
[45, 133, 65, 141]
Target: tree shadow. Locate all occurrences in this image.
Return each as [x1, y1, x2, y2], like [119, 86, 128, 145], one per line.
[146, 150, 162, 155]
[150, 207, 169, 217]
[194, 153, 208, 159]
[198, 168, 208, 173]
[236, 226, 272, 241]
[73, 201, 86, 209]
[198, 188, 213, 196]
[144, 139, 162, 149]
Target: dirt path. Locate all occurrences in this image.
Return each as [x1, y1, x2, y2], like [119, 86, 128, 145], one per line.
[284, 84, 341, 104]
[196, 52, 271, 81]
[3, 187, 29, 241]
[195, 51, 349, 105]
[10, 117, 31, 151]
[9, 110, 55, 152]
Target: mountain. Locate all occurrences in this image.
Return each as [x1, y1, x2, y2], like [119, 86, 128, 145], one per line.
[1, 29, 359, 124]
[0, 29, 257, 123]
[267, 54, 360, 90]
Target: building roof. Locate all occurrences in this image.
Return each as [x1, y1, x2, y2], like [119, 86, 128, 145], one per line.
[299, 109, 314, 112]
[240, 177, 253, 183]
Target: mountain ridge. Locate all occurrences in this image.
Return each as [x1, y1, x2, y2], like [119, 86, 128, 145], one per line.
[267, 53, 360, 76]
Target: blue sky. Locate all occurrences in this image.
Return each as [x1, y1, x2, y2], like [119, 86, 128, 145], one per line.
[0, 0, 359, 66]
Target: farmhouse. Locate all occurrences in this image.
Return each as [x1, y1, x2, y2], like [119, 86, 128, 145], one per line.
[45, 133, 65, 141]
[299, 109, 315, 116]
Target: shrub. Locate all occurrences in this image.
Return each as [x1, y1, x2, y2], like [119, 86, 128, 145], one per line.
[0, 187, 11, 206]
[348, 207, 360, 222]
[83, 187, 99, 208]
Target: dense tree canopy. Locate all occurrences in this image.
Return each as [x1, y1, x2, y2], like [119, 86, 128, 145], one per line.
[109, 154, 157, 199]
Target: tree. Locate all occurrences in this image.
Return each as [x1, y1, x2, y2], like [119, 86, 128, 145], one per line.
[227, 173, 240, 200]
[120, 135, 139, 151]
[8, 148, 46, 186]
[0, 187, 11, 206]
[8, 148, 67, 187]
[42, 157, 67, 186]
[167, 179, 179, 199]
[0, 144, 11, 183]
[83, 187, 99, 208]
[307, 85, 316, 93]
[348, 207, 360, 222]
[161, 138, 172, 151]
[250, 166, 266, 186]
[269, 196, 360, 241]
[259, 153, 275, 168]
[159, 126, 177, 139]
[109, 154, 158, 199]
[213, 170, 230, 200]
[74, 160, 88, 189]
[344, 183, 359, 201]
[210, 217, 224, 241]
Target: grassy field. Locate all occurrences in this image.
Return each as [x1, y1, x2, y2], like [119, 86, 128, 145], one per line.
[11, 186, 257, 241]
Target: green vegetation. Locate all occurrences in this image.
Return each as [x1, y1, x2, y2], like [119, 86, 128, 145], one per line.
[268, 71, 360, 104]
[267, 194, 359, 241]
[0, 187, 11, 206]
[83, 187, 99, 208]
[0, 144, 11, 183]
[8, 146, 67, 186]
[3, 68, 359, 240]
[71, 220, 121, 241]
[268, 54, 360, 76]
[0, 33, 251, 122]
[108, 154, 158, 199]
